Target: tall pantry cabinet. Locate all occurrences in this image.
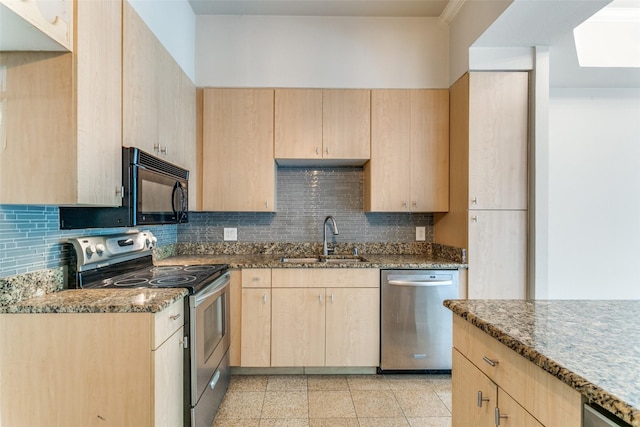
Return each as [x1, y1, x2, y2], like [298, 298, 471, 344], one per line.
[435, 72, 529, 299]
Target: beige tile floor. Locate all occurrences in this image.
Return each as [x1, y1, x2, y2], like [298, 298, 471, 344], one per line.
[212, 374, 452, 427]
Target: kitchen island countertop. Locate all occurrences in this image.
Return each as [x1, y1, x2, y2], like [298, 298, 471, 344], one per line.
[445, 299, 640, 427]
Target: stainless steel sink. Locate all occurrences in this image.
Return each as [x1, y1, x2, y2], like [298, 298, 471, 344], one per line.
[279, 257, 322, 263]
[280, 255, 367, 263]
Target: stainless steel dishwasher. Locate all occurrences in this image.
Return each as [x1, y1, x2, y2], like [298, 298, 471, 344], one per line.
[380, 269, 459, 372]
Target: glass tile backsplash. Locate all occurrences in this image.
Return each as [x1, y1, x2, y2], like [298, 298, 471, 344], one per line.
[1, 167, 434, 278]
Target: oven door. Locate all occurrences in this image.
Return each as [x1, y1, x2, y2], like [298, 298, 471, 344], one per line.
[134, 166, 188, 225]
[189, 272, 231, 408]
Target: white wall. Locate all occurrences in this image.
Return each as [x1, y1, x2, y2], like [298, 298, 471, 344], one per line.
[195, 15, 449, 88]
[542, 88, 640, 299]
[127, 0, 196, 82]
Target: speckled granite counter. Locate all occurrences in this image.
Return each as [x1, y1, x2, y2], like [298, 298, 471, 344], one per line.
[0, 288, 188, 314]
[445, 299, 640, 427]
[154, 253, 465, 269]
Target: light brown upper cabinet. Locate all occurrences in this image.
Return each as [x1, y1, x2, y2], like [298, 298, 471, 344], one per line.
[468, 73, 528, 210]
[435, 72, 529, 299]
[0, 0, 121, 206]
[275, 89, 371, 164]
[200, 88, 276, 212]
[365, 89, 449, 213]
[123, 2, 196, 172]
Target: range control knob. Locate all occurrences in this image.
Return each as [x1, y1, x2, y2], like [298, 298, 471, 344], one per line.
[85, 245, 97, 256]
[96, 244, 105, 255]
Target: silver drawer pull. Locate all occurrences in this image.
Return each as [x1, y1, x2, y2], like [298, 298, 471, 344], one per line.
[169, 313, 181, 321]
[209, 370, 221, 390]
[477, 390, 490, 407]
[263, 293, 268, 304]
[495, 407, 508, 425]
[483, 356, 499, 367]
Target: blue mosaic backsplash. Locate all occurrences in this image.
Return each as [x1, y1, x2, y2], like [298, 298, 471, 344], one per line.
[179, 167, 434, 243]
[1, 167, 435, 279]
[0, 205, 177, 278]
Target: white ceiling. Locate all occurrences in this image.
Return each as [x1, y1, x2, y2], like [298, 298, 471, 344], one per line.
[188, 0, 449, 17]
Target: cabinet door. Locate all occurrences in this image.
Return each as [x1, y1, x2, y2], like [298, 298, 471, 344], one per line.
[410, 89, 449, 212]
[75, 0, 122, 206]
[271, 288, 325, 367]
[322, 89, 371, 160]
[275, 89, 322, 160]
[123, 1, 159, 157]
[497, 389, 544, 427]
[202, 88, 275, 211]
[241, 288, 271, 367]
[452, 349, 496, 427]
[366, 89, 411, 212]
[153, 327, 184, 427]
[468, 72, 528, 210]
[325, 287, 379, 367]
[0, 0, 73, 51]
[468, 210, 527, 299]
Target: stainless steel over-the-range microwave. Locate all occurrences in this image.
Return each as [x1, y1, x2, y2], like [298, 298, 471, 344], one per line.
[60, 147, 189, 229]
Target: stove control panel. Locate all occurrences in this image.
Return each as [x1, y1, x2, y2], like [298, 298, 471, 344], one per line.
[69, 231, 157, 271]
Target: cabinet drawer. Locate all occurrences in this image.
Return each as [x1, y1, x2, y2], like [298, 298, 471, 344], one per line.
[242, 268, 272, 288]
[153, 298, 184, 349]
[272, 268, 379, 288]
[453, 316, 581, 427]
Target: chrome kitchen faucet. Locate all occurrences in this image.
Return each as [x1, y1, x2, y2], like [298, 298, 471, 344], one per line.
[323, 216, 339, 256]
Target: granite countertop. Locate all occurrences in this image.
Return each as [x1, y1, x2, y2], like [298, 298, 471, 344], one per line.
[445, 299, 640, 427]
[154, 253, 465, 269]
[0, 288, 188, 314]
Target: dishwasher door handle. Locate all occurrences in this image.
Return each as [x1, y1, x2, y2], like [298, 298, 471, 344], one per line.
[387, 279, 453, 287]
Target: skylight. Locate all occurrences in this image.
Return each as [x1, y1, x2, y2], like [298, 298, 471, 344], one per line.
[573, 0, 640, 67]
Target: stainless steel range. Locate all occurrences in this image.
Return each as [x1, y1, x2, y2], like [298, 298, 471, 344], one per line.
[68, 231, 231, 427]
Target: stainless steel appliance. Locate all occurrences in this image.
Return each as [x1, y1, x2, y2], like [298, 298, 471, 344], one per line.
[60, 147, 189, 229]
[380, 269, 459, 372]
[68, 231, 230, 427]
[584, 403, 632, 427]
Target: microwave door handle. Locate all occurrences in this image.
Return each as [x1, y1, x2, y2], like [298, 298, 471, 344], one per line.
[171, 181, 186, 222]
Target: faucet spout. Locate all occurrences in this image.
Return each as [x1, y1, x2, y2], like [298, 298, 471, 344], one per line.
[323, 216, 339, 256]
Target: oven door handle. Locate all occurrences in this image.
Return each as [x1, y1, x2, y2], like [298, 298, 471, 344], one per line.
[195, 273, 230, 306]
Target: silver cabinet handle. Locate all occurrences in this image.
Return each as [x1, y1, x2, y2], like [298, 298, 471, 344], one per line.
[154, 143, 160, 152]
[160, 146, 167, 154]
[266, 200, 269, 208]
[412, 201, 418, 208]
[325, 147, 329, 155]
[495, 407, 508, 426]
[169, 313, 181, 321]
[477, 390, 490, 407]
[403, 201, 408, 208]
[263, 293, 267, 304]
[388, 279, 453, 287]
[472, 215, 478, 223]
[318, 293, 323, 303]
[330, 293, 334, 303]
[483, 356, 499, 367]
[315, 147, 319, 155]
[209, 370, 221, 390]
[472, 197, 478, 205]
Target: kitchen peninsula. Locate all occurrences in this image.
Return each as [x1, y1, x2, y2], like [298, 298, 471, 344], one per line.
[445, 299, 639, 427]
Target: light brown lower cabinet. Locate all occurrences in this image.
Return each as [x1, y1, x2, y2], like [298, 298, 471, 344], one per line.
[453, 349, 542, 427]
[239, 268, 380, 368]
[0, 299, 184, 426]
[452, 316, 581, 427]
